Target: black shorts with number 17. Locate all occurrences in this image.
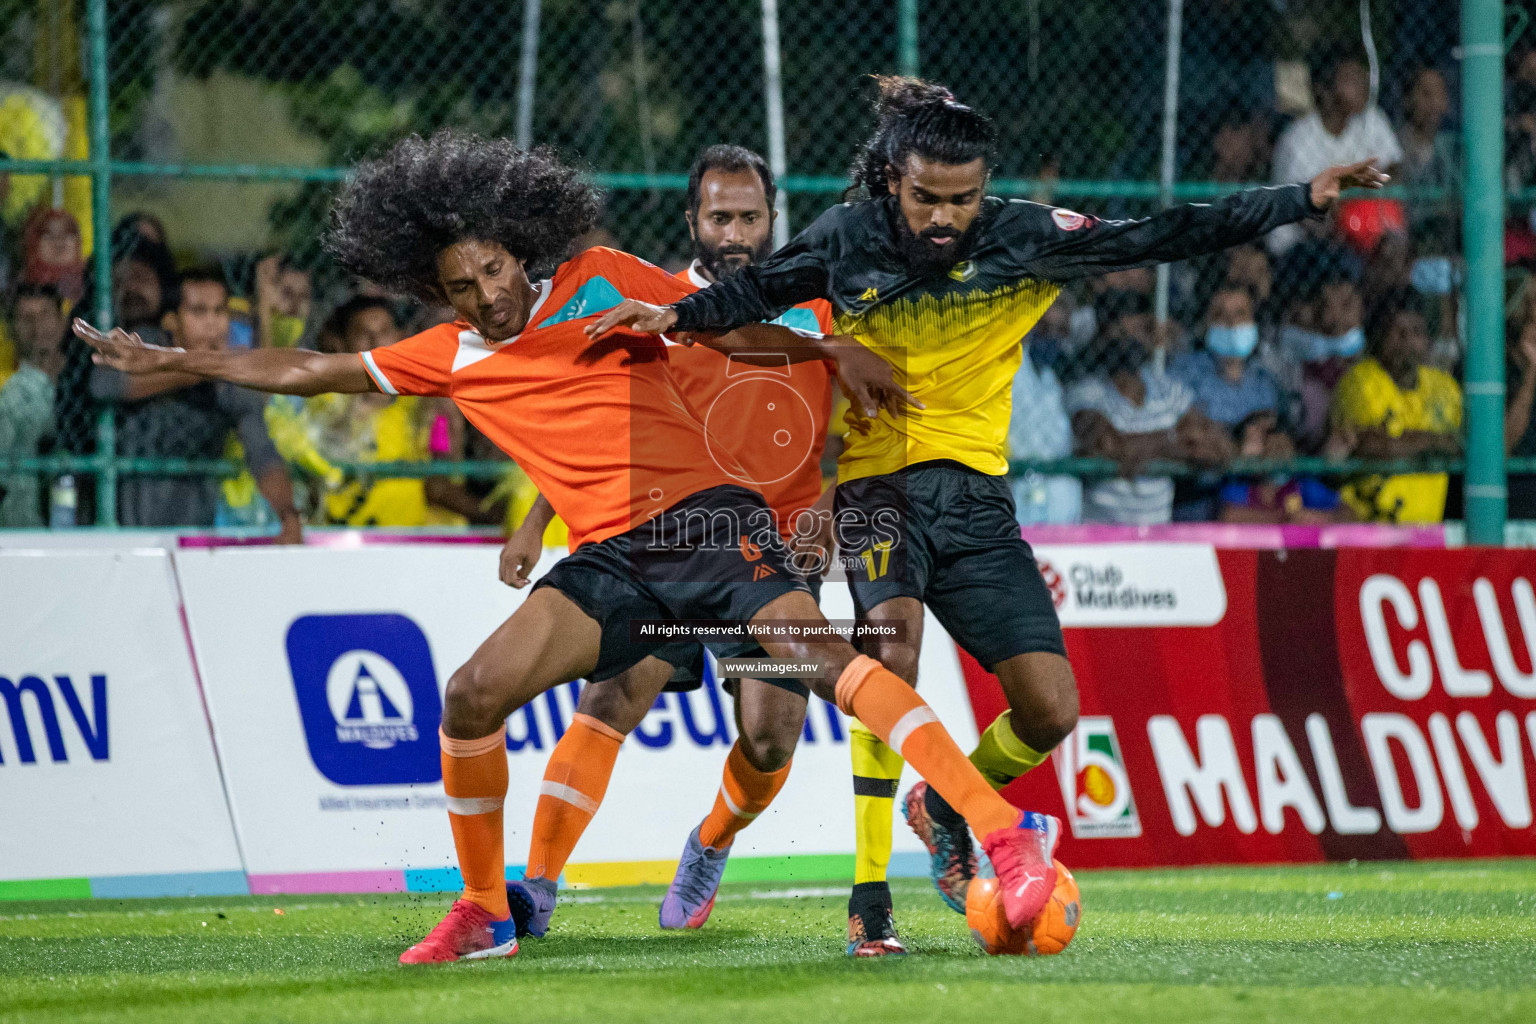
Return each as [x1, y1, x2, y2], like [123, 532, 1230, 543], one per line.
[834, 459, 1066, 667]
[533, 484, 812, 682]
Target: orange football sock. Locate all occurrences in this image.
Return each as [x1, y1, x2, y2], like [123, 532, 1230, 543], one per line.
[441, 726, 511, 918]
[697, 740, 791, 850]
[525, 713, 624, 881]
[835, 656, 1019, 838]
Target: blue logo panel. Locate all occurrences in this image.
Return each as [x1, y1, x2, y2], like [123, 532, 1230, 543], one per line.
[543, 276, 626, 327]
[769, 307, 821, 333]
[286, 613, 443, 786]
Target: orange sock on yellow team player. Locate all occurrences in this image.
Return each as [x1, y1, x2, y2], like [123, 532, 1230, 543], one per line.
[698, 740, 792, 850]
[525, 713, 624, 882]
[834, 656, 1020, 839]
[441, 726, 511, 918]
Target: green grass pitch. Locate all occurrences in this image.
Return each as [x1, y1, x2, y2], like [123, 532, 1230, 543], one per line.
[3, 861, 1534, 1024]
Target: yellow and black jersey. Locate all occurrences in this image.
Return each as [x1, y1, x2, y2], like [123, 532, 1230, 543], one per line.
[669, 185, 1319, 482]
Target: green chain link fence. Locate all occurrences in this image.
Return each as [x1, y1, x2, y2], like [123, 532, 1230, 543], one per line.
[0, 0, 1518, 535]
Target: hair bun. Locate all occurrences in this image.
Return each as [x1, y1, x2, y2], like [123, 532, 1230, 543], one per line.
[871, 75, 957, 116]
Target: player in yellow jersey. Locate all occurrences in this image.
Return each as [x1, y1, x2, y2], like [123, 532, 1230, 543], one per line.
[589, 77, 1388, 953]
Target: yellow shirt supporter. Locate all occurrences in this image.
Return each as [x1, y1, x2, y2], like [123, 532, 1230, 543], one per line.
[1332, 357, 1462, 523]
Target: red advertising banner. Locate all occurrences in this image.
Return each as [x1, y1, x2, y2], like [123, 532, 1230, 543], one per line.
[961, 547, 1536, 868]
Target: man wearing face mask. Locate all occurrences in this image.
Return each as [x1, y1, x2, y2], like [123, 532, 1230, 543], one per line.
[1066, 323, 1234, 525]
[1279, 277, 1367, 452]
[1173, 285, 1281, 430]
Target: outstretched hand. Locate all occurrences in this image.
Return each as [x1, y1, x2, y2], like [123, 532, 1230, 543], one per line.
[829, 337, 924, 420]
[72, 318, 182, 374]
[1309, 158, 1391, 209]
[584, 299, 679, 340]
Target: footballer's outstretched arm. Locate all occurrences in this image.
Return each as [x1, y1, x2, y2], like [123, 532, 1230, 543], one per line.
[584, 309, 919, 419]
[73, 318, 377, 396]
[1019, 159, 1390, 281]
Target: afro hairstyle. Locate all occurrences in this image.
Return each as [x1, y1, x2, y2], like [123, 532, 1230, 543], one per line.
[326, 130, 602, 301]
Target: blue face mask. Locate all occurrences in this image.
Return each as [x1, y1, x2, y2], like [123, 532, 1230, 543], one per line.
[1331, 326, 1366, 358]
[1206, 323, 1259, 360]
[1282, 324, 1365, 362]
[1410, 257, 1457, 296]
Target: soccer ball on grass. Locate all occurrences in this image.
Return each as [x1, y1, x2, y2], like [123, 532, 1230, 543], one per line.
[965, 858, 1081, 956]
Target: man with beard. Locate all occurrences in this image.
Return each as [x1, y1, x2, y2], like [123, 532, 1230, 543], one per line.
[495, 145, 840, 941]
[588, 76, 1388, 954]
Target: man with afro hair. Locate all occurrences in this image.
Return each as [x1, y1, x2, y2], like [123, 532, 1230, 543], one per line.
[75, 129, 1076, 963]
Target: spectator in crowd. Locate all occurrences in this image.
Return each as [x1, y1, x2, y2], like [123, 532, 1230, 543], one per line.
[1009, 319, 1081, 525]
[1274, 46, 1404, 184]
[1278, 276, 1367, 452]
[113, 236, 179, 336]
[112, 210, 168, 250]
[255, 253, 315, 349]
[19, 207, 84, 306]
[1171, 285, 1286, 519]
[1204, 104, 1269, 184]
[1271, 46, 1403, 255]
[1332, 295, 1462, 523]
[1502, 296, 1536, 518]
[0, 283, 65, 526]
[1066, 328, 1234, 525]
[90, 265, 302, 539]
[1397, 66, 1457, 191]
[1173, 285, 1282, 430]
[275, 295, 495, 527]
[1021, 296, 1077, 382]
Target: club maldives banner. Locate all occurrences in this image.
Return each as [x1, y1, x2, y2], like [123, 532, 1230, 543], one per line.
[979, 546, 1536, 867]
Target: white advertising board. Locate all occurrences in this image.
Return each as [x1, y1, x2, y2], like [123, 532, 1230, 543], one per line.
[174, 545, 977, 889]
[0, 549, 246, 895]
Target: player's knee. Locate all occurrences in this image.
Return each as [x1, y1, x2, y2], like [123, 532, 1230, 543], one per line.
[738, 713, 803, 773]
[576, 680, 648, 735]
[1015, 691, 1078, 753]
[444, 660, 509, 736]
[863, 639, 918, 685]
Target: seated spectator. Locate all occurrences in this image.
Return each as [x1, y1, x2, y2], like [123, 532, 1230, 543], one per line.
[1009, 324, 1081, 525]
[1171, 285, 1285, 519]
[272, 296, 495, 527]
[1173, 285, 1281, 429]
[1204, 103, 1268, 184]
[1502, 302, 1536, 518]
[20, 207, 85, 306]
[1066, 331, 1234, 525]
[1278, 277, 1367, 452]
[1021, 297, 1077, 381]
[90, 265, 302, 539]
[1397, 65, 1457, 195]
[1270, 45, 1404, 254]
[1332, 296, 1462, 523]
[255, 254, 314, 349]
[0, 283, 64, 526]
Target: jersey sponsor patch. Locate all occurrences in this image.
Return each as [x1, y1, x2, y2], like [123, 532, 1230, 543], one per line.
[1051, 208, 1089, 232]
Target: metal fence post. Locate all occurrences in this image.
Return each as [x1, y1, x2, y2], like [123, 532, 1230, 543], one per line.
[1463, 0, 1506, 545]
[1153, 0, 1184, 330]
[515, 0, 541, 150]
[761, 0, 791, 248]
[87, 0, 116, 527]
[898, 0, 919, 78]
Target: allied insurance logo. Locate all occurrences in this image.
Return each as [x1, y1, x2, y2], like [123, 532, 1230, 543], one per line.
[285, 613, 443, 786]
[1053, 716, 1141, 839]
